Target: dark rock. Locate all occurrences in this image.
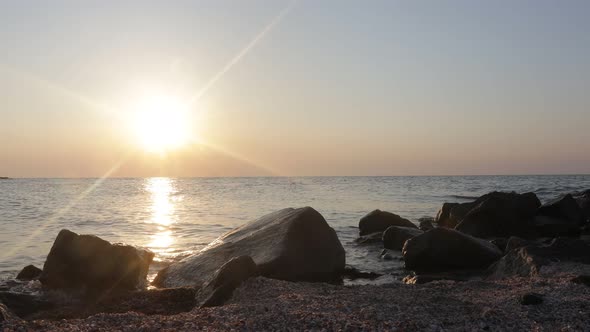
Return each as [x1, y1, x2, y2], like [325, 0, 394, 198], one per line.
[418, 217, 435, 231]
[0, 302, 21, 323]
[538, 194, 586, 225]
[40, 229, 154, 295]
[572, 189, 590, 221]
[197, 256, 258, 308]
[534, 194, 586, 237]
[341, 266, 381, 280]
[403, 270, 481, 284]
[571, 275, 590, 287]
[505, 236, 528, 253]
[16, 265, 42, 280]
[488, 237, 590, 278]
[154, 207, 345, 288]
[382, 226, 423, 250]
[519, 292, 543, 305]
[0, 292, 55, 318]
[490, 238, 508, 252]
[455, 192, 541, 238]
[435, 203, 463, 228]
[354, 232, 383, 245]
[402, 228, 503, 273]
[359, 210, 417, 236]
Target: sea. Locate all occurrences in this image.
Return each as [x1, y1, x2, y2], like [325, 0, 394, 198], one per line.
[1, 175, 589, 282]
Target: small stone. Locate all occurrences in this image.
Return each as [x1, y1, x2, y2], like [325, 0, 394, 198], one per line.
[16, 265, 42, 280]
[519, 292, 543, 305]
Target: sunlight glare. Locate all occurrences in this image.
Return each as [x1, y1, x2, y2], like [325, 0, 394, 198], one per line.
[133, 96, 192, 153]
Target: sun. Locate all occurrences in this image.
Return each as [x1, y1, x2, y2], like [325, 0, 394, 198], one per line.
[133, 96, 193, 153]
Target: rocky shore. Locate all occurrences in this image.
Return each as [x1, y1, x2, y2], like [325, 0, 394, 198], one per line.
[1, 190, 590, 331]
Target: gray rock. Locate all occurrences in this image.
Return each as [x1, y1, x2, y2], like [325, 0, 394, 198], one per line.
[153, 207, 345, 288]
[40, 229, 154, 295]
[402, 228, 503, 273]
[197, 256, 258, 308]
[16, 265, 42, 281]
[359, 210, 417, 236]
[455, 192, 540, 238]
[382, 226, 423, 250]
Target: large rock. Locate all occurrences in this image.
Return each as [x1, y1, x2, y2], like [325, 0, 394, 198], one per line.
[455, 192, 540, 238]
[435, 203, 462, 228]
[196, 256, 258, 308]
[418, 217, 435, 231]
[16, 265, 42, 281]
[572, 189, 590, 221]
[402, 228, 503, 273]
[488, 237, 590, 279]
[153, 207, 345, 288]
[40, 229, 154, 294]
[358, 209, 417, 235]
[382, 226, 423, 250]
[534, 194, 586, 237]
[354, 232, 383, 245]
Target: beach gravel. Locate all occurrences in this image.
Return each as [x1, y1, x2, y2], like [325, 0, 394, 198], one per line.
[2, 270, 589, 331]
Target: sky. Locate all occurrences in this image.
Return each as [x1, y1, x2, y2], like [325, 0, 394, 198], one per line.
[1, 0, 590, 177]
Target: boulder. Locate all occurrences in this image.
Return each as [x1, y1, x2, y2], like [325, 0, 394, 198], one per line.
[39, 229, 154, 295]
[435, 203, 462, 228]
[196, 256, 258, 308]
[153, 207, 345, 288]
[382, 226, 423, 250]
[1, 303, 21, 323]
[359, 210, 417, 235]
[488, 237, 590, 279]
[455, 192, 541, 238]
[418, 217, 435, 231]
[572, 189, 590, 221]
[16, 265, 42, 281]
[354, 232, 383, 245]
[402, 228, 503, 273]
[533, 216, 581, 237]
[535, 194, 586, 236]
[505, 236, 528, 253]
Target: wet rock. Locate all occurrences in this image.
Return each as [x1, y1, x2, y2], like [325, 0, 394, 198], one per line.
[455, 192, 540, 238]
[16, 265, 42, 281]
[418, 217, 435, 231]
[402, 228, 502, 273]
[154, 207, 345, 288]
[488, 237, 590, 279]
[359, 210, 417, 236]
[197, 256, 258, 308]
[519, 292, 543, 305]
[354, 232, 383, 245]
[382, 226, 423, 250]
[40, 229, 154, 295]
[379, 249, 395, 261]
[341, 266, 381, 280]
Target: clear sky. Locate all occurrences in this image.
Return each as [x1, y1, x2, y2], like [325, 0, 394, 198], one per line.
[1, 0, 589, 177]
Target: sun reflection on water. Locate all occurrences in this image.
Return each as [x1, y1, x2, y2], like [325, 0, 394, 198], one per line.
[145, 177, 179, 257]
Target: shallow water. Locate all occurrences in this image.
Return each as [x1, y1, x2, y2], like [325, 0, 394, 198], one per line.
[1, 175, 589, 280]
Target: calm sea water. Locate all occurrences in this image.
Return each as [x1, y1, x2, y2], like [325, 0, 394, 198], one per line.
[1, 175, 589, 281]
